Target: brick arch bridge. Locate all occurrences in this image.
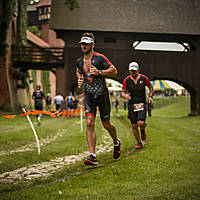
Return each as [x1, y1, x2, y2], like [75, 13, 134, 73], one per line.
[62, 44, 200, 116]
[50, 0, 200, 115]
[2, 0, 200, 115]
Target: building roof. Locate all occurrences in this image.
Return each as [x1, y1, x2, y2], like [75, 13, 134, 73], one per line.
[26, 30, 50, 48]
[50, 0, 200, 35]
[27, 5, 37, 12]
[35, 0, 51, 8]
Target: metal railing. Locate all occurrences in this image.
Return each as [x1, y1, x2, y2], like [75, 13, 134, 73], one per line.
[12, 45, 64, 69]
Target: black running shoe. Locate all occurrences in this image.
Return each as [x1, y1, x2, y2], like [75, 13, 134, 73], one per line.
[113, 139, 121, 159]
[84, 154, 98, 165]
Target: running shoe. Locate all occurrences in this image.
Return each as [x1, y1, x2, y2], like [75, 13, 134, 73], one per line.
[113, 139, 121, 159]
[135, 142, 143, 149]
[84, 154, 98, 165]
[141, 130, 146, 141]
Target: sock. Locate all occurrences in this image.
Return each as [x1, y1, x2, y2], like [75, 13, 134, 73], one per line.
[90, 153, 96, 157]
[114, 139, 120, 146]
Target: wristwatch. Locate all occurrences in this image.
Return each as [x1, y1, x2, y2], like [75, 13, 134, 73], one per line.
[98, 70, 102, 76]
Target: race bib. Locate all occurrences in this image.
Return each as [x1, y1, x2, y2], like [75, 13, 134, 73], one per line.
[133, 103, 144, 112]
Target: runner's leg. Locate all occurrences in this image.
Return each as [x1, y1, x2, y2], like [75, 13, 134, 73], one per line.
[86, 115, 96, 153]
[84, 94, 97, 154]
[99, 91, 118, 144]
[132, 123, 141, 143]
[138, 108, 147, 140]
[102, 120, 118, 144]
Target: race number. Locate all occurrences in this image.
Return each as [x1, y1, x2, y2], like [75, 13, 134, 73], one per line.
[133, 103, 144, 112]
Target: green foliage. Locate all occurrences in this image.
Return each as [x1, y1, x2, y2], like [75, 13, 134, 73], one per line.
[32, 70, 37, 90]
[0, 0, 16, 55]
[64, 0, 80, 10]
[27, 26, 41, 38]
[0, 0, 29, 54]
[41, 70, 50, 95]
[17, 0, 28, 46]
[0, 97, 200, 199]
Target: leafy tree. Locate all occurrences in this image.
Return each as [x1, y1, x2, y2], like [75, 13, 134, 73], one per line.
[27, 26, 41, 38]
[0, 0, 16, 55]
[65, 0, 80, 10]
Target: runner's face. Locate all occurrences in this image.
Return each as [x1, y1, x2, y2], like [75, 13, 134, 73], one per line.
[81, 43, 93, 54]
[129, 70, 139, 78]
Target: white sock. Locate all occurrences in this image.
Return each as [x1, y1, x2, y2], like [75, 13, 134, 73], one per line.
[114, 139, 120, 146]
[90, 153, 96, 157]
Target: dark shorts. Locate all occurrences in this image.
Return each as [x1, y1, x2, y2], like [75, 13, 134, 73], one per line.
[35, 103, 43, 111]
[84, 90, 110, 121]
[56, 104, 62, 111]
[128, 103, 147, 124]
[67, 103, 73, 110]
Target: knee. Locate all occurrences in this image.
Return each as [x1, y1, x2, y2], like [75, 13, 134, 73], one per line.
[132, 123, 138, 130]
[102, 121, 111, 130]
[86, 118, 94, 129]
[138, 121, 146, 127]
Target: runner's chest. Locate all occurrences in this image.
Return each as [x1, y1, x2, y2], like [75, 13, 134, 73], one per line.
[127, 78, 146, 93]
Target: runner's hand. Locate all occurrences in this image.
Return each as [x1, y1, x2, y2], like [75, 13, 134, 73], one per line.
[78, 75, 84, 88]
[89, 65, 98, 76]
[125, 93, 131, 101]
[149, 97, 154, 106]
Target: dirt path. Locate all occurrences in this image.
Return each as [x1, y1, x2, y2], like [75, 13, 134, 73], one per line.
[0, 136, 113, 183]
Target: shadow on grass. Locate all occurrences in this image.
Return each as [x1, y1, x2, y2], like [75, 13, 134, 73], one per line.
[150, 115, 195, 120]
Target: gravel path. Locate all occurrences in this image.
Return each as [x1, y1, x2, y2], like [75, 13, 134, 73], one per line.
[0, 136, 113, 183]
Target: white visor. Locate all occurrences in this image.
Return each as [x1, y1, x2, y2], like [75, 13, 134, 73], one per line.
[129, 62, 139, 71]
[79, 36, 94, 44]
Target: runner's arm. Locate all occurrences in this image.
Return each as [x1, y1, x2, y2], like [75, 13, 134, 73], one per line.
[90, 65, 118, 77]
[121, 78, 131, 101]
[101, 65, 118, 77]
[76, 68, 84, 88]
[121, 88, 131, 101]
[76, 68, 82, 79]
[149, 85, 154, 98]
[145, 75, 154, 102]
[148, 85, 154, 105]
[32, 92, 35, 100]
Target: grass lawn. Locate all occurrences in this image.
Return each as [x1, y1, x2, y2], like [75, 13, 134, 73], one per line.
[0, 96, 199, 200]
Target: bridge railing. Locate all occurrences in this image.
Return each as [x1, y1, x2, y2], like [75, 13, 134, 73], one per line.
[12, 45, 64, 68]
